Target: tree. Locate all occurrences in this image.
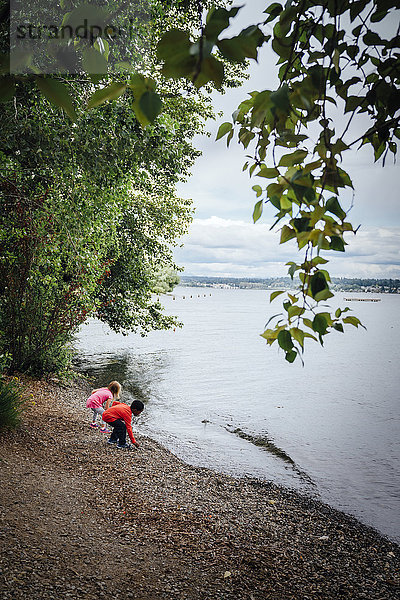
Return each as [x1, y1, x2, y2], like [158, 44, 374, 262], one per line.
[0, 0, 246, 375]
[150, 266, 181, 294]
[0, 83, 200, 373]
[156, 0, 400, 362]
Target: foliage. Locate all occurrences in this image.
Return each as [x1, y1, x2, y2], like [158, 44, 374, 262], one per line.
[0, 1, 247, 375]
[151, 266, 181, 295]
[0, 79, 200, 373]
[1, 0, 246, 121]
[0, 376, 26, 431]
[155, 0, 399, 363]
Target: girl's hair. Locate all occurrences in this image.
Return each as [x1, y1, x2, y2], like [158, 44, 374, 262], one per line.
[108, 381, 121, 398]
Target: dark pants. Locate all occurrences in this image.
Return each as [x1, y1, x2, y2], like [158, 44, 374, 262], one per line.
[109, 419, 126, 444]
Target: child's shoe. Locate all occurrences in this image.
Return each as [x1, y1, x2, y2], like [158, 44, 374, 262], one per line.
[107, 439, 117, 445]
[100, 427, 111, 433]
[116, 443, 131, 449]
[89, 423, 99, 429]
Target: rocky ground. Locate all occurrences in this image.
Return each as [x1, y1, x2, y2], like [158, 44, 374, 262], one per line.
[0, 376, 399, 600]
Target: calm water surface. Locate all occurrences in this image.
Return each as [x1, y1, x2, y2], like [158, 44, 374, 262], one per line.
[75, 288, 400, 543]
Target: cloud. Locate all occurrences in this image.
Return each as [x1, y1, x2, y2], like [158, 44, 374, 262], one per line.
[174, 0, 400, 279]
[174, 217, 400, 279]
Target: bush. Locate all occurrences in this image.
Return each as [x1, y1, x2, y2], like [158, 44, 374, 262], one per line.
[0, 377, 26, 431]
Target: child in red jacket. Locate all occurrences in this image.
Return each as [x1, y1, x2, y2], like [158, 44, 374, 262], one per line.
[102, 399, 144, 449]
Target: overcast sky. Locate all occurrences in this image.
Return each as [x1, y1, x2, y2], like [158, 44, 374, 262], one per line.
[175, 1, 400, 279]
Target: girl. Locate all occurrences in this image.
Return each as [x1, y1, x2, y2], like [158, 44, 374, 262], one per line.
[86, 381, 121, 433]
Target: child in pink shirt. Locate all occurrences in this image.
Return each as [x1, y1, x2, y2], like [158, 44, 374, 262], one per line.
[86, 381, 121, 433]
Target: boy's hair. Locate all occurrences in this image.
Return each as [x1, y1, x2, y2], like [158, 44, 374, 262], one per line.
[131, 400, 144, 412]
[108, 381, 121, 398]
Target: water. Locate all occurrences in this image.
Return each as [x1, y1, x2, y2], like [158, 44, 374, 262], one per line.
[75, 288, 400, 543]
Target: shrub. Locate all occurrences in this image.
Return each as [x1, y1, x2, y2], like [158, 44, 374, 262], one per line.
[0, 377, 26, 431]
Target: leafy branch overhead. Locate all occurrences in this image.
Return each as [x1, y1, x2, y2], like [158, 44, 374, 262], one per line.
[156, 6, 268, 88]
[161, 0, 399, 363]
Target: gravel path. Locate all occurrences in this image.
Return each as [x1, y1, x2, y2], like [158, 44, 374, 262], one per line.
[0, 376, 398, 599]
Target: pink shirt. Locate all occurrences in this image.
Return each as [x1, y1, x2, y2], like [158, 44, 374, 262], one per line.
[86, 388, 113, 409]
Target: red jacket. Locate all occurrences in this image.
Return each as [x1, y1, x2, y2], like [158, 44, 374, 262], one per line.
[102, 401, 137, 444]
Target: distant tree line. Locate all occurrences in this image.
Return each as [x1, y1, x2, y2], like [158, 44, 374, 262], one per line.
[180, 276, 400, 293]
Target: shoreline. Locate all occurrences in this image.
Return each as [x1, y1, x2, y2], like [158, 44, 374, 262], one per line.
[0, 375, 399, 599]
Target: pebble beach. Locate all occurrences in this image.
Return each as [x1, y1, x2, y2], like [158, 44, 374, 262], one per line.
[0, 376, 399, 599]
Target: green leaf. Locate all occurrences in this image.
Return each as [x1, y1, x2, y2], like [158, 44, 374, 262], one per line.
[270, 290, 285, 302]
[217, 26, 267, 62]
[157, 29, 191, 61]
[193, 56, 224, 89]
[62, 4, 108, 31]
[363, 31, 383, 46]
[345, 95, 363, 113]
[330, 235, 345, 251]
[279, 150, 308, 167]
[93, 37, 110, 61]
[280, 225, 296, 243]
[310, 271, 328, 300]
[280, 196, 292, 210]
[287, 305, 304, 319]
[35, 77, 77, 121]
[272, 36, 294, 61]
[204, 6, 242, 41]
[87, 82, 126, 109]
[285, 350, 297, 363]
[343, 316, 364, 328]
[260, 328, 279, 342]
[333, 48, 340, 73]
[264, 3, 283, 23]
[278, 329, 293, 351]
[249, 163, 257, 177]
[130, 73, 155, 94]
[156, 29, 195, 78]
[82, 47, 108, 83]
[303, 318, 314, 329]
[252, 185, 263, 197]
[270, 85, 291, 113]
[371, 7, 389, 22]
[216, 122, 233, 141]
[337, 168, 354, 188]
[326, 196, 346, 220]
[314, 288, 334, 301]
[139, 91, 163, 124]
[290, 327, 305, 348]
[312, 313, 328, 335]
[302, 160, 323, 174]
[292, 217, 312, 232]
[257, 167, 279, 178]
[310, 256, 329, 266]
[287, 262, 300, 279]
[253, 199, 263, 223]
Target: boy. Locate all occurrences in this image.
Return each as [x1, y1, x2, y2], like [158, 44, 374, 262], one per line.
[102, 399, 144, 449]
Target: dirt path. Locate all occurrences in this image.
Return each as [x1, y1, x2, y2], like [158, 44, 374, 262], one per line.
[0, 377, 399, 599]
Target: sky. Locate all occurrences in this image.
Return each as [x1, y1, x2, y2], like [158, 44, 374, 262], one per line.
[174, 1, 400, 280]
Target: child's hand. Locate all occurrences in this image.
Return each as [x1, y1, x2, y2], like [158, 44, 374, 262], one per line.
[133, 441, 140, 448]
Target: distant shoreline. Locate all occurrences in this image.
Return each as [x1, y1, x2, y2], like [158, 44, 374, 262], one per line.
[178, 276, 400, 294]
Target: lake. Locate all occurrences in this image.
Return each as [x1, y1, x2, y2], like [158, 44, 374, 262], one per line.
[75, 287, 400, 544]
